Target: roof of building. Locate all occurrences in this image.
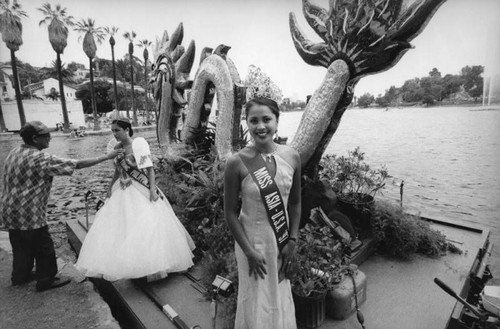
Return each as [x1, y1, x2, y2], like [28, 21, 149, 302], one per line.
[24, 78, 78, 92]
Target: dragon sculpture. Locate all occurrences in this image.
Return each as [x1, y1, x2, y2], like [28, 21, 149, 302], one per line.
[152, 23, 245, 158]
[290, 0, 446, 178]
[153, 0, 446, 176]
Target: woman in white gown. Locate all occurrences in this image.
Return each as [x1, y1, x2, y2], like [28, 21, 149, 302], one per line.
[76, 118, 195, 281]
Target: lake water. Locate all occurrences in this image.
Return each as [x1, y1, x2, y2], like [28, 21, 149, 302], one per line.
[1, 105, 499, 271]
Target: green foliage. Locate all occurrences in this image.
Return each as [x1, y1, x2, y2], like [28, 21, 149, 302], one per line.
[461, 65, 484, 100]
[357, 93, 374, 108]
[319, 147, 388, 203]
[292, 223, 350, 297]
[75, 80, 113, 114]
[372, 64, 485, 106]
[372, 201, 462, 260]
[156, 150, 238, 328]
[375, 86, 397, 107]
[280, 98, 307, 112]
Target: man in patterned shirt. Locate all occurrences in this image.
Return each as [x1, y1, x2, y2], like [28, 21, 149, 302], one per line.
[0, 121, 122, 292]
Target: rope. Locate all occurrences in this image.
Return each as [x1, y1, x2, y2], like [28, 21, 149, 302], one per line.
[349, 268, 366, 329]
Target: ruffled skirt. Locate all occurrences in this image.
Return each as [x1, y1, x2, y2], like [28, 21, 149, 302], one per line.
[76, 180, 195, 281]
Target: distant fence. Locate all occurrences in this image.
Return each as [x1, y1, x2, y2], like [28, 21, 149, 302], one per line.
[2, 100, 85, 131]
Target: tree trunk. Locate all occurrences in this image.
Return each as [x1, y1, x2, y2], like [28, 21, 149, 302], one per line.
[129, 54, 137, 126]
[0, 100, 6, 132]
[144, 63, 149, 124]
[89, 57, 99, 130]
[57, 52, 70, 133]
[290, 60, 350, 170]
[111, 45, 118, 111]
[10, 49, 26, 127]
[157, 78, 173, 148]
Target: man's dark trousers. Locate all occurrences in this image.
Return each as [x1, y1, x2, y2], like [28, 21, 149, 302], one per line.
[9, 226, 57, 287]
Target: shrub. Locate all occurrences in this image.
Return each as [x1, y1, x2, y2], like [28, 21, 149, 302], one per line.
[372, 201, 462, 260]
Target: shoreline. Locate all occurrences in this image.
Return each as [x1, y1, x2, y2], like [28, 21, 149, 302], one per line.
[350, 102, 500, 111]
[0, 124, 157, 141]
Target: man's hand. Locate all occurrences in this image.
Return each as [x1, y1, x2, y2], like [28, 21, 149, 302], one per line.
[107, 148, 124, 159]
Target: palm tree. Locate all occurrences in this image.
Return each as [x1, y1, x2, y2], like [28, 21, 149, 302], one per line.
[137, 39, 152, 124]
[74, 18, 105, 130]
[0, 0, 27, 127]
[38, 3, 74, 133]
[41, 60, 73, 81]
[123, 30, 137, 125]
[0, 65, 13, 131]
[104, 26, 119, 111]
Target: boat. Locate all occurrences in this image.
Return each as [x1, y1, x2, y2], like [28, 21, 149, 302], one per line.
[66, 214, 493, 329]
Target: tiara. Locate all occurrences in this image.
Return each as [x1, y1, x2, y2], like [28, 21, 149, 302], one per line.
[245, 67, 283, 103]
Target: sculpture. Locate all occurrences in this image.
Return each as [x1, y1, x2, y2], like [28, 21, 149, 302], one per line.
[153, 25, 245, 158]
[289, 0, 446, 178]
[152, 23, 195, 149]
[153, 0, 446, 168]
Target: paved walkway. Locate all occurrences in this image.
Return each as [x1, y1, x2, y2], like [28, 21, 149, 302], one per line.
[0, 230, 120, 329]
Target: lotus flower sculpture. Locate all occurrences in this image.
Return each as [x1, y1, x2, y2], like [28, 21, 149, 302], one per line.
[289, 0, 446, 178]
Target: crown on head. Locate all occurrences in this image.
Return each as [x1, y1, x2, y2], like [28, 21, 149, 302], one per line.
[245, 67, 282, 103]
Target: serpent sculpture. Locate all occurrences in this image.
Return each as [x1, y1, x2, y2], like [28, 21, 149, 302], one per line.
[289, 0, 447, 178]
[152, 24, 245, 158]
[153, 0, 446, 176]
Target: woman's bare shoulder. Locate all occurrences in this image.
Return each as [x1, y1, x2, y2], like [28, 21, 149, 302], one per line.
[277, 145, 300, 167]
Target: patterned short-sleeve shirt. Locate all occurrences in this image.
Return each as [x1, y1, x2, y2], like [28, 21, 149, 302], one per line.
[0, 145, 77, 230]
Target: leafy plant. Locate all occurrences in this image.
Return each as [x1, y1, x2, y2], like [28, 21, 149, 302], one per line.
[320, 147, 388, 204]
[371, 201, 462, 260]
[292, 223, 350, 297]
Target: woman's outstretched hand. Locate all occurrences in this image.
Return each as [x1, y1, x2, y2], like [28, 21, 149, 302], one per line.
[150, 190, 159, 202]
[247, 248, 267, 280]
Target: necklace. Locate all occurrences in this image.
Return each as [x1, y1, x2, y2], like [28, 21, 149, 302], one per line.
[254, 144, 278, 163]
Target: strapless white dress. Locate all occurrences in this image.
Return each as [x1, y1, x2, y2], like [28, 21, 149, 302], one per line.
[76, 150, 195, 281]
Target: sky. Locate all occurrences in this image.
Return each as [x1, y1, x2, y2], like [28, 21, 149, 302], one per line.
[1, 0, 500, 101]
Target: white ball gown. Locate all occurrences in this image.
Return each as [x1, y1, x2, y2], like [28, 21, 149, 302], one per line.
[76, 138, 195, 281]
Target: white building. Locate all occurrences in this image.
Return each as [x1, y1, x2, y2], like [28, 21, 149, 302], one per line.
[24, 78, 78, 100]
[0, 64, 17, 101]
[73, 68, 90, 83]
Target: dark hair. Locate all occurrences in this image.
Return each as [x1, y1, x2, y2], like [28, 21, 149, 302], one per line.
[112, 119, 134, 137]
[245, 97, 280, 120]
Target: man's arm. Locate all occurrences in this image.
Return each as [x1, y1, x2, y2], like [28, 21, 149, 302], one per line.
[75, 149, 122, 169]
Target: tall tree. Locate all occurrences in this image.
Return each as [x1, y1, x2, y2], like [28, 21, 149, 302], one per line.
[104, 26, 119, 111]
[40, 60, 73, 81]
[461, 65, 484, 102]
[0, 65, 11, 131]
[0, 0, 27, 127]
[74, 18, 105, 130]
[38, 3, 74, 132]
[137, 39, 151, 123]
[123, 30, 137, 125]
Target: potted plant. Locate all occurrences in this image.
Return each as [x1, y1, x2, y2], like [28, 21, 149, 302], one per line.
[292, 224, 348, 328]
[320, 147, 388, 238]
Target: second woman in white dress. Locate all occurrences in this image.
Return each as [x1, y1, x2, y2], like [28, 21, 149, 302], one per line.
[76, 118, 195, 281]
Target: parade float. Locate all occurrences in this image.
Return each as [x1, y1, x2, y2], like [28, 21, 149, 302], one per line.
[67, 1, 496, 328]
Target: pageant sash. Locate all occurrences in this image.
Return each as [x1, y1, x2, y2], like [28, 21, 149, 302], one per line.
[117, 157, 164, 199]
[240, 153, 289, 251]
